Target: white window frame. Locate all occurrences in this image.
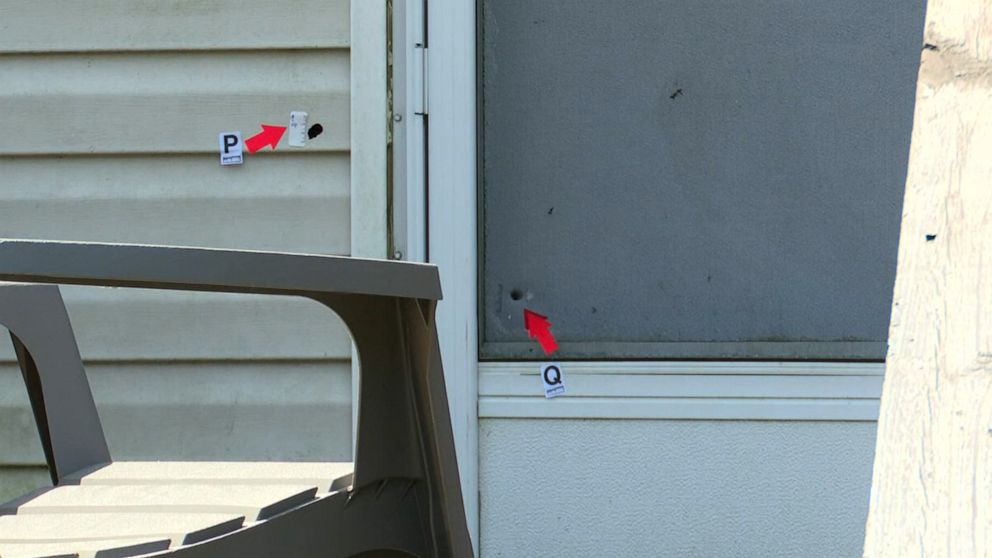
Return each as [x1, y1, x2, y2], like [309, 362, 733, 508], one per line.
[425, 1, 481, 552]
[351, 0, 388, 262]
[393, 0, 480, 552]
[401, 1, 886, 554]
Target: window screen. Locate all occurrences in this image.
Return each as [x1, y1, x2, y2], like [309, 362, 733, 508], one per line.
[480, 0, 927, 360]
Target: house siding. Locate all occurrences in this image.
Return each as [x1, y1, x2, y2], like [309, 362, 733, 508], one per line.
[0, 0, 358, 500]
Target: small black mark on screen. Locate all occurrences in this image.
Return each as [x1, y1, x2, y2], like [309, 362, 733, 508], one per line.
[707, 274, 712, 283]
[591, 307, 598, 314]
[923, 43, 939, 51]
[926, 234, 937, 241]
[510, 289, 523, 301]
[548, 207, 554, 215]
[669, 89, 684, 100]
[307, 124, 324, 139]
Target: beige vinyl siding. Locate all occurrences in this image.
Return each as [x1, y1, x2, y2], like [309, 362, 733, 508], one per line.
[0, 52, 349, 154]
[0, 1, 349, 52]
[0, 1, 356, 500]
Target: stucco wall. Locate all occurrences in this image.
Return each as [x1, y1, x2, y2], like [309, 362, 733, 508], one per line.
[480, 419, 876, 557]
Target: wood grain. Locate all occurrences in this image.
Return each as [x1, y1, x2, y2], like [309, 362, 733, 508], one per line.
[863, 1, 992, 555]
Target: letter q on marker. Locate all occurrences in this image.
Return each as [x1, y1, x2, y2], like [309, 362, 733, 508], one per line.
[541, 362, 566, 399]
[219, 132, 244, 166]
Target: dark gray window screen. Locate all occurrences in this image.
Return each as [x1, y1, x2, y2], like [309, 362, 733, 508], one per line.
[481, 0, 926, 360]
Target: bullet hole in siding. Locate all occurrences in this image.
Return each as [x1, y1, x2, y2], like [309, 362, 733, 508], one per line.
[669, 88, 684, 100]
[926, 234, 937, 241]
[307, 124, 324, 139]
[923, 43, 939, 51]
[510, 289, 524, 301]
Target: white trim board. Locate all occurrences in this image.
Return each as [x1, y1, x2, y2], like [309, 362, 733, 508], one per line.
[426, 0, 480, 551]
[480, 362, 884, 421]
[350, 0, 388, 260]
[481, 398, 880, 421]
[350, 0, 388, 451]
[390, 0, 427, 264]
[482, 361, 884, 376]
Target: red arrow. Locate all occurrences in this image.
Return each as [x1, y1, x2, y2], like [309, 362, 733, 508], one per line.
[524, 308, 558, 355]
[244, 124, 287, 153]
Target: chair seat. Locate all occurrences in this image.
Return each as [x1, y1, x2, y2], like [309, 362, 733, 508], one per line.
[0, 537, 170, 558]
[0, 512, 244, 546]
[64, 461, 354, 493]
[0, 461, 354, 557]
[1, 483, 319, 521]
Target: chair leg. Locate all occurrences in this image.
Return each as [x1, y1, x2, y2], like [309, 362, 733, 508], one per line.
[0, 283, 110, 482]
[10, 333, 58, 485]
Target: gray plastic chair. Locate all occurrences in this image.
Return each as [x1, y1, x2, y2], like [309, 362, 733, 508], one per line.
[0, 240, 472, 558]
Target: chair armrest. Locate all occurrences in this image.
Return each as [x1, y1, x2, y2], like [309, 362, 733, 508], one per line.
[0, 240, 442, 301]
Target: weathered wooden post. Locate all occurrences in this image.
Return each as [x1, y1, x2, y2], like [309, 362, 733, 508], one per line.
[864, 1, 992, 555]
